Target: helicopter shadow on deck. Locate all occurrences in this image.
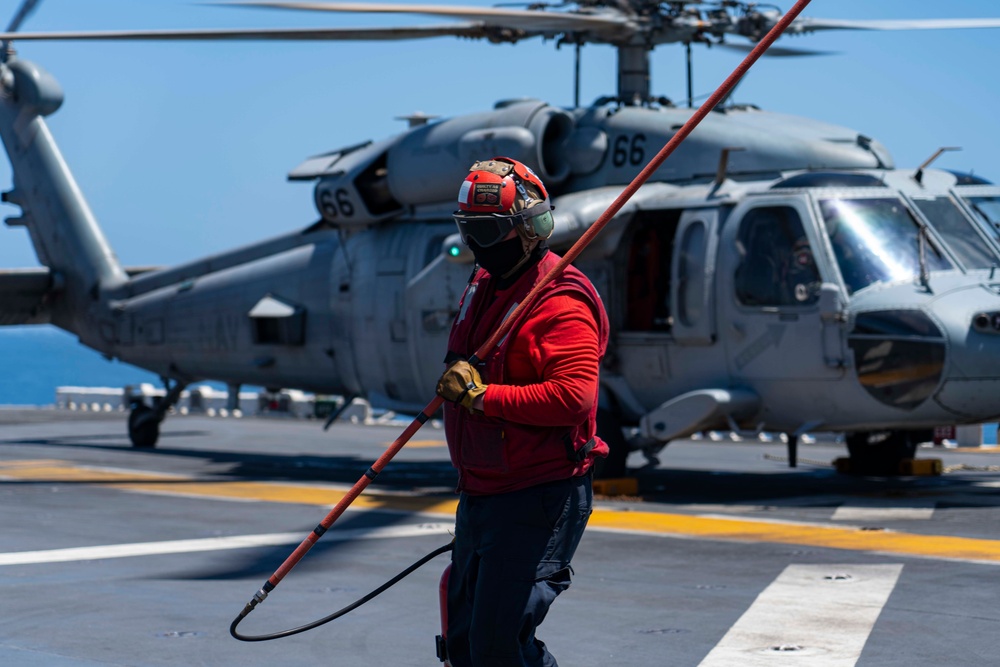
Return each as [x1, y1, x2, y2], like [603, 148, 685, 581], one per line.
[1, 428, 993, 505]
[630, 464, 953, 506]
[0, 428, 460, 490]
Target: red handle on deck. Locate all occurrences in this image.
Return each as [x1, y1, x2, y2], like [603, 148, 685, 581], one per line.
[237, 0, 814, 614]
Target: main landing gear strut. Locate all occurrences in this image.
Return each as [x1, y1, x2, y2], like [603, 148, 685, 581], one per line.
[127, 378, 187, 448]
[845, 430, 931, 476]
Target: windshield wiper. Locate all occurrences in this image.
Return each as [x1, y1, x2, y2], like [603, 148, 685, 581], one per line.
[917, 224, 931, 291]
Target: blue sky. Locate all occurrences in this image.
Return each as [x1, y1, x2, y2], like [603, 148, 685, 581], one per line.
[0, 0, 998, 271]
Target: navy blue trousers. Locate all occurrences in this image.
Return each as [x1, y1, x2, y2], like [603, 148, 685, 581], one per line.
[446, 474, 593, 667]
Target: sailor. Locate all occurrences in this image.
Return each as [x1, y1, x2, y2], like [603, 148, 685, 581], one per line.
[436, 157, 610, 666]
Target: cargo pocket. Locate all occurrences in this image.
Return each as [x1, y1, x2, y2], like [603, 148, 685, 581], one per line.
[535, 562, 573, 600]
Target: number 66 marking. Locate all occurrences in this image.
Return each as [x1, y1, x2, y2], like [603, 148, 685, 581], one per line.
[318, 187, 355, 218]
[612, 133, 646, 167]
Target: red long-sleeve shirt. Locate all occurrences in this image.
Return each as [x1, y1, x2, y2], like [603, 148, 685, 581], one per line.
[482, 292, 601, 427]
[444, 251, 609, 494]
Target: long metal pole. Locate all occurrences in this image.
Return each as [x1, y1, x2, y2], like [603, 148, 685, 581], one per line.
[232, 0, 814, 626]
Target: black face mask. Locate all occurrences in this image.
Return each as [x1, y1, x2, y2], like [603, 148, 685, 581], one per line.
[469, 235, 526, 277]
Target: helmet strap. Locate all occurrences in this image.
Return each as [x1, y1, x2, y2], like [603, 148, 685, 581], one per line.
[499, 229, 541, 279]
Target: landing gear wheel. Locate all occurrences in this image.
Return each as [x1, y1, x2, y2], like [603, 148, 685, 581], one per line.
[128, 405, 160, 448]
[594, 407, 630, 479]
[846, 430, 923, 475]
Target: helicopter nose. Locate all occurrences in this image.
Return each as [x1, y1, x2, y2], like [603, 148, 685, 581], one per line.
[971, 310, 1000, 335]
[930, 301, 1000, 421]
[847, 309, 946, 412]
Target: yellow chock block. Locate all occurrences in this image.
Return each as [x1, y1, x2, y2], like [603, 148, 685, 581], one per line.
[833, 457, 942, 476]
[898, 458, 943, 476]
[592, 477, 639, 496]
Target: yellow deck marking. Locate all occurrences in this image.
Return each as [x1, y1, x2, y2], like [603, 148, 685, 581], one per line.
[586, 510, 1000, 564]
[0, 460, 171, 483]
[6, 459, 1000, 564]
[390, 439, 446, 448]
[0, 459, 458, 516]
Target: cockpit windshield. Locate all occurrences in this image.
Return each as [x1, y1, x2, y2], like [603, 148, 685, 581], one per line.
[818, 198, 952, 295]
[963, 195, 1000, 243]
[911, 197, 1000, 270]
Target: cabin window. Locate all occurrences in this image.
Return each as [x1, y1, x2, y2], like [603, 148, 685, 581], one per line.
[249, 295, 307, 346]
[912, 196, 999, 269]
[735, 206, 820, 307]
[677, 221, 706, 327]
[624, 210, 681, 332]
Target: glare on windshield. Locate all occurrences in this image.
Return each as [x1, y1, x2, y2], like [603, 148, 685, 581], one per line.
[819, 198, 951, 294]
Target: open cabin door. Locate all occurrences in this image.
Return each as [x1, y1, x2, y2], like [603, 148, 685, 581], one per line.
[670, 208, 719, 346]
[612, 207, 722, 413]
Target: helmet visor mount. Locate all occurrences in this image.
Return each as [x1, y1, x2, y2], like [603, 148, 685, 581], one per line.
[452, 200, 552, 248]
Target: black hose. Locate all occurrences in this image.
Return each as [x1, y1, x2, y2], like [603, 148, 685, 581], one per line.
[231, 541, 454, 642]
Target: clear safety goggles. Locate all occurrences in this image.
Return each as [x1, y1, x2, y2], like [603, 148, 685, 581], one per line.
[452, 200, 552, 248]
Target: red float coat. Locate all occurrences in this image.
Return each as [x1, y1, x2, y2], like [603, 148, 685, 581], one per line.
[443, 250, 610, 495]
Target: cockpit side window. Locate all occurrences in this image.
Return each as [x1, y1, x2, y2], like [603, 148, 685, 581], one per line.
[963, 196, 1000, 243]
[734, 206, 820, 307]
[819, 198, 952, 295]
[912, 196, 999, 269]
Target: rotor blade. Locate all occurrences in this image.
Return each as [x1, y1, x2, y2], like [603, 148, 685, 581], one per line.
[790, 17, 1000, 34]
[717, 43, 834, 57]
[212, 1, 630, 35]
[6, 0, 43, 33]
[0, 24, 502, 43]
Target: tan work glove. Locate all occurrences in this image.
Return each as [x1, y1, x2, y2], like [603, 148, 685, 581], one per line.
[436, 360, 488, 411]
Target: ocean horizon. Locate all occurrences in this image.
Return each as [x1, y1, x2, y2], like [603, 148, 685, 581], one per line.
[0, 326, 160, 406]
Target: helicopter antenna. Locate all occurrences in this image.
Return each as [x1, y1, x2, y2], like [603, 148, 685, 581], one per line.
[715, 69, 748, 108]
[574, 40, 581, 108]
[913, 146, 961, 185]
[1, 0, 43, 62]
[685, 41, 693, 108]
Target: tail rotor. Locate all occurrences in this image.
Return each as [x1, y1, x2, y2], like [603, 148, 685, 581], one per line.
[1, 0, 44, 61]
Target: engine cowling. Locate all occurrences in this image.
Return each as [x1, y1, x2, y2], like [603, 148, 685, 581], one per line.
[386, 99, 574, 205]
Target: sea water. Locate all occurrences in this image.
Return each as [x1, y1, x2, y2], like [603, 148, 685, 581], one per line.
[0, 326, 158, 406]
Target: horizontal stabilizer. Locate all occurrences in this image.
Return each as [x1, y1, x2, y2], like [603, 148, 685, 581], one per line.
[0, 268, 53, 325]
[0, 266, 160, 326]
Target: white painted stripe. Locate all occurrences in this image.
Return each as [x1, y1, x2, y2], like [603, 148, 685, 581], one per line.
[698, 564, 902, 666]
[832, 505, 935, 521]
[0, 523, 454, 566]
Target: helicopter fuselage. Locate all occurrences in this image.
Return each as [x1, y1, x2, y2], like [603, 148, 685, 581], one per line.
[4, 58, 1000, 462]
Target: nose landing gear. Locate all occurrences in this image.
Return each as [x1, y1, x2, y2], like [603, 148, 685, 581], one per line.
[844, 429, 933, 475]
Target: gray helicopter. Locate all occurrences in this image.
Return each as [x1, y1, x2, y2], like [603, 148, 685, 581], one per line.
[3, 0, 1000, 477]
